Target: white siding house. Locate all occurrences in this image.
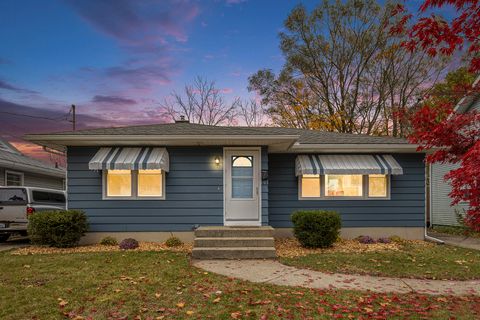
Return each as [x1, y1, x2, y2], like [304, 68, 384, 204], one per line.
[430, 78, 480, 226]
[0, 139, 65, 190]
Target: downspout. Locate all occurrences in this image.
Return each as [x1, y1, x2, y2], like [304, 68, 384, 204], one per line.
[424, 161, 444, 244]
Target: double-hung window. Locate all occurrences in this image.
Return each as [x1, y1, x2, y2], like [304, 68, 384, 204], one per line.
[104, 169, 165, 199]
[5, 171, 23, 186]
[299, 174, 390, 199]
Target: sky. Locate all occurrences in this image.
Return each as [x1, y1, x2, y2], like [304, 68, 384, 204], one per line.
[0, 0, 446, 163]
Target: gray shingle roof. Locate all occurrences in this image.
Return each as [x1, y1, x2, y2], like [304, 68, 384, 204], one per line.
[0, 139, 65, 177]
[47, 122, 408, 145]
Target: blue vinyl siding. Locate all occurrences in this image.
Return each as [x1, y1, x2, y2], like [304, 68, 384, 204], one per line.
[68, 146, 225, 232]
[261, 147, 268, 225]
[268, 153, 426, 228]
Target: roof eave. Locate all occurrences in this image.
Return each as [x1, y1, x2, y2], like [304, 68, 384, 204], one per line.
[23, 134, 301, 152]
[289, 143, 423, 153]
[0, 159, 65, 178]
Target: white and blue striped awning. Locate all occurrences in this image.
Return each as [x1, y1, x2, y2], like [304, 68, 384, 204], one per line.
[88, 147, 169, 171]
[295, 154, 403, 176]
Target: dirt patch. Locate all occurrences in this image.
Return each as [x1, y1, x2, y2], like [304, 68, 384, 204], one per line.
[11, 242, 193, 255]
[276, 238, 432, 258]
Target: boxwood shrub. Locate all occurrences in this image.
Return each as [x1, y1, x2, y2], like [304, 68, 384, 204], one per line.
[100, 236, 118, 246]
[291, 210, 341, 248]
[165, 236, 183, 247]
[28, 210, 88, 248]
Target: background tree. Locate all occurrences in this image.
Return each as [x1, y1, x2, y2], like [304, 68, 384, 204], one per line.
[249, 0, 445, 136]
[237, 99, 267, 127]
[395, 0, 480, 230]
[162, 76, 240, 125]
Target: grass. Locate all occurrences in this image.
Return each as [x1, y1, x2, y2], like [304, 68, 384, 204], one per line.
[431, 225, 480, 238]
[0, 250, 479, 319]
[280, 241, 480, 280]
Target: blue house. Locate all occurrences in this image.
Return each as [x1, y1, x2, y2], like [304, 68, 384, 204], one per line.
[26, 120, 426, 257]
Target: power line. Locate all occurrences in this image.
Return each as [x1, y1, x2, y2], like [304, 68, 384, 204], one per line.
[0, 111, 70, 121]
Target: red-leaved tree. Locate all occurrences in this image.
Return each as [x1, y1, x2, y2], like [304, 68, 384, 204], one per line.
[394, 0, 480, 230]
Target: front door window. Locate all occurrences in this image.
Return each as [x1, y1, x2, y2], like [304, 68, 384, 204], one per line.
[231, 156, 253, 199]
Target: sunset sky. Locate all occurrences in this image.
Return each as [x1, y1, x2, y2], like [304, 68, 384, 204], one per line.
[0, 0, 444, 163]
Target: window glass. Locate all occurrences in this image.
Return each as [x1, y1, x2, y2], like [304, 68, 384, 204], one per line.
[368, 174, 387, 197]
[138, 170, 163, 197]
[107, 170, 132, 197]
[32, 191, 65, 203]
[6, 172, 22, 186]
[325, 175, 363, 197]
[0, 189, 27, 204]
[301, 174, 321, 197]
[231, 156, 253, 198]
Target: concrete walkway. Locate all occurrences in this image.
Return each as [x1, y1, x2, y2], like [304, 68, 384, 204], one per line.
[429, 232, 480, 250]
[194, 259, 480, 296]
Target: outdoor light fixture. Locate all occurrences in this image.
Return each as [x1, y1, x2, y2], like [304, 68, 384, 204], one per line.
[215, 156, 220, 165]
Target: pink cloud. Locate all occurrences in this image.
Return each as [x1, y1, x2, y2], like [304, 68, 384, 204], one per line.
[66, 0, 200, 45]
[219, 88, 233, 94]
[226, 0, 247, 5]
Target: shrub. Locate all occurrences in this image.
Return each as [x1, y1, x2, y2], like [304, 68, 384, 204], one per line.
[100, 236, 118, 246]
[119, 238, 139, 250]
[165, 236, 183, 247]
[357, 235, 376, 244]
[291, 210, 341, 248]
[389, 235, 403, 243]
[377, 237, 391, 244]
[28, 210, 88, 248]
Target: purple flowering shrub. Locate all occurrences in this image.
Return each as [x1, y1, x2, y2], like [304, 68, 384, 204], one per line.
[357, 235, 376, 244]
[119, 238, 139, 250]
[377, 237, 391, 244]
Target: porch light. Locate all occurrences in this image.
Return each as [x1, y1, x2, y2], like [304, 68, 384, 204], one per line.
[215, 156, 220, 165]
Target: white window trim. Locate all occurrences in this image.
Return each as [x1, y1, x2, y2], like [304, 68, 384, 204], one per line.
[5, 170, 24, 186]
[102, 170, 166, 200]
[298, 174, 390, 200]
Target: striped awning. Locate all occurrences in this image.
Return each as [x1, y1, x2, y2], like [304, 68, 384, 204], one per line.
[295, 154, 403, 176]
[88, 147, 169, 171]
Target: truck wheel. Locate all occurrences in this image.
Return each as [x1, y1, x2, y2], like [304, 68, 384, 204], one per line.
[0, 234, 10, 242]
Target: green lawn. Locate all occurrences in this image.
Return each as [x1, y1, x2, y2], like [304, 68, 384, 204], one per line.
[280, 242, 480, 280]
[1, 250, 479, 319]
[432, 225, 480, 238]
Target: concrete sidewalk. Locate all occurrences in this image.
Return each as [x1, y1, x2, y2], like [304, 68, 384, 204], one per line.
[194, 259, 480, 296]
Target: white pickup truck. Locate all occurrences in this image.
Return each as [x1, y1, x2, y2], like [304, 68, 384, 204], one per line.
[0, 187, 66, 242]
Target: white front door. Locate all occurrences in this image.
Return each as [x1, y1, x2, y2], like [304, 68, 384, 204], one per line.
[224, 148, 261, 226]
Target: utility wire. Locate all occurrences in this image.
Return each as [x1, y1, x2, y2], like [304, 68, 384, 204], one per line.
[0, 111, 70, 121]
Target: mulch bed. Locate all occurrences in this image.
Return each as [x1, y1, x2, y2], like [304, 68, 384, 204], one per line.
[275, 238, 432, 258]
[11, 242, 193, 255]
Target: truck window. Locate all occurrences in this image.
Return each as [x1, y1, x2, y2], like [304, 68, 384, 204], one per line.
[32, 191, 66, 204]
[0, 189, 27, 205]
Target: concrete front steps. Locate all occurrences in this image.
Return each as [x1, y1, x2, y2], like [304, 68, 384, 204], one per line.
[192, 226, 276, 259]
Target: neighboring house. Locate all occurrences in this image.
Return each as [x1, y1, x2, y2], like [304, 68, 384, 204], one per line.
[430, 77, 480, 226]
[25, 120, 426, 244]
[0, 138, 65, 190]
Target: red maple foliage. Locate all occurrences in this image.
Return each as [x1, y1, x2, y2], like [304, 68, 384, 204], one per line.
[397, 0, 480, 73]
[395, 0, 480, 230]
